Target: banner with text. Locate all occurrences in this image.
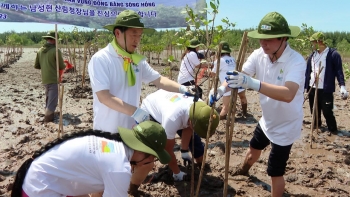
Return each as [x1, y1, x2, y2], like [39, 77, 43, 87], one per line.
[0, 0, 206, 29]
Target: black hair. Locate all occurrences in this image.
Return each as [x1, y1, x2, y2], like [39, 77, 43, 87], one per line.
[11, 130, 123, 197]
[181, 47, 198, 60]
[113, 26, 129, 36]
[277, 37, 289, 41]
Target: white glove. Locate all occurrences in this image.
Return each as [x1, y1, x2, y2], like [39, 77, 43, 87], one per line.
[131, 108, 150, 124]
[226, 71, 261, 91]
[173, 171, 187, 181]
[181, 149, 192, 166]
[179, 85, 196, 97]
[340, 86, 348, 100]
[209, 86, 226, 106]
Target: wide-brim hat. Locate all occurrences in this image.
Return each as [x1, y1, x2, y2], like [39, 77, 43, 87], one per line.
[310, 32, 325, 41]
[42, 30, 58, 40]
[189, 101, 219, 138]
[248, 12, 300, 39]
[104, 10, 155, 33]
[118, 121, 170, 164]
[188, 38, 204, 48]
[218, 41, 232, 53]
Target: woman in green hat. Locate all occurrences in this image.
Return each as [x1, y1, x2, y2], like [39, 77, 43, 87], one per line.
[177, 38, 209, 99]
[212, 12, 306, 197]
[11, 121, 170, 197]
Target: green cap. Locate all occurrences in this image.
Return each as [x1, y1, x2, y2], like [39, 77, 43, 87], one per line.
[104, 10, 154, 33]
[188, 38, 204, 48]
[310, 32, 325, 42]
[118, 121, 170, 164]
[42, 30, 58, 40]
[189, 101, 219, 138]
[248, 12, 300, 39]
[219, 41, 232, 53]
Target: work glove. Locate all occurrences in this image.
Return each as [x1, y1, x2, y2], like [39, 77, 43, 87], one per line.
[226, 71, 261, 91]
[181, 149, 192, 166]
[131, 108, 150, 124]
[340, 86, 349, 100]
[209, 86, 226, 106]
[179, 85, 196, 97]
[173, 171, 187, 181]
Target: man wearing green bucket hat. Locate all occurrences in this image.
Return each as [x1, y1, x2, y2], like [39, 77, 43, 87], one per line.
[87, 9, 195, 196]
[34, 30, 66, 123]
[11, 121, 170, 197]
[140, 89, 219, 181]
[213, 12, 306, 196]
[178, 38, 209, 99]
[305, 32, 348, 135]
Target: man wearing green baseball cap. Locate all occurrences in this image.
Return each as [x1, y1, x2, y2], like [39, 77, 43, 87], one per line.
[305, 32, 348, 136]
[87, 10, 196, 196]
[211, 12, 306, 196]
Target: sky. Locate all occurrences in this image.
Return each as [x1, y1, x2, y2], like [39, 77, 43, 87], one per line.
[0, 0, 349, 33]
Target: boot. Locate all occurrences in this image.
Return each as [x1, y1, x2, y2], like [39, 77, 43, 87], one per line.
[231, 163, 251, 176]
[44, 109, 54, 123]
[242, 103, 247, 117]
[128, 183, 140, 197]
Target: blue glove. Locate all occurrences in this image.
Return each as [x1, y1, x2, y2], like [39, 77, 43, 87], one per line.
[209, 86, 226, 106]
[181, 149, 192, 166]
[179, 85, 196, 97]
[226, 71, 261, 91]
[131, 108, 150, 124]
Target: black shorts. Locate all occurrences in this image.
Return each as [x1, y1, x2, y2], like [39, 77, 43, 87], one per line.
[250, 124, 293, 177]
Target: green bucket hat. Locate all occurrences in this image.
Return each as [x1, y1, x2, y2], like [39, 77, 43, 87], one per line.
[188, 38, 204, 48]
[42, 30, 58, 40]
[104, 10, 154, 33]
[118, 121, 170, 164]
[219, 41, 232, 53]
[189, 101, 219, 138]
[248, 12, 300, 39]
[310, 32, 325, 42]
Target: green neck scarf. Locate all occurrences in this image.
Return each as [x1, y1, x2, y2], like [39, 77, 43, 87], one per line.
[111, 38, 145, 86]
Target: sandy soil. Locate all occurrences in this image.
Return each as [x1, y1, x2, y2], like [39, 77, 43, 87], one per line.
[0, 48, 350, 197]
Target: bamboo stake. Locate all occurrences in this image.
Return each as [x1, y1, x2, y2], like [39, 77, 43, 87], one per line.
[81, 42, 88, 88]
[195, 43, 223, 197]
[223, 31, 248, 197]
[58, 84, 64, 138]
[310, 64, 324, 148]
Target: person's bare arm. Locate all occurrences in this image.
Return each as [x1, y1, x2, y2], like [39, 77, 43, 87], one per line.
[96, 90, 137, 115]
[152, 76, 181, 93]
[165, 139, 180, 174]
[259, 81, 299, 103]
[180, 127, 193, 150]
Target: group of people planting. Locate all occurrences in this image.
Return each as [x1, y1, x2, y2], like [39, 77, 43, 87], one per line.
[14, 9, 348, 197]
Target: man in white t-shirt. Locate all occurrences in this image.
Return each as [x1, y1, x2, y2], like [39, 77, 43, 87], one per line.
[13, 121, 170, 197]
[141, 90, 219, 181]
[88, 10, 194, 196]
[210, 41, 248, 119]
[212, 12, 306, 197]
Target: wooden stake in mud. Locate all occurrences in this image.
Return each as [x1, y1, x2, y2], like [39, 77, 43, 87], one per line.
[223, 31, 248, 197]
[310, 64, 324, 148]
[195, 43, 223, 197]
[81, 42, 89, 88]
[58, 85, 64, 138]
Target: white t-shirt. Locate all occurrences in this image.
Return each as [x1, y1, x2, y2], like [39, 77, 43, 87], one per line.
[88, 44, 160, 133]
[141, 89, 202, 139]
[212, 55, 244, 96]
[309, 47, 329, 89]
[22, 136, 134, 197]
[242, 45, 306, 146]
[177, 51, 200, 84]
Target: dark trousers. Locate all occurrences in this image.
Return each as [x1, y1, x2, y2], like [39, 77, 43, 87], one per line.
[308, 88, 337, 132]
[181, 80, 203, 99]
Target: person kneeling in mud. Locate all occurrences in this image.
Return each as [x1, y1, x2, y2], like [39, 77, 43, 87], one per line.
[11, 121, 170, 197]
[140, 89, 220, 181]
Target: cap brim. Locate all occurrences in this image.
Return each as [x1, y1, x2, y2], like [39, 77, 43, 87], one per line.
[248, 26, 300, 39]
[103, 24, 155, 34]
[42, 36, 56, 40]
[118, 127, 171, 164]
[188, 43, 204, 48]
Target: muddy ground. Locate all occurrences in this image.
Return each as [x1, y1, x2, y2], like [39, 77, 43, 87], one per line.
[0, 48, 350, 197]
